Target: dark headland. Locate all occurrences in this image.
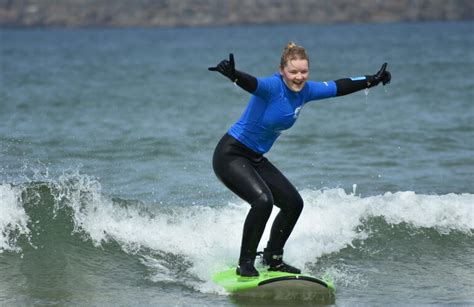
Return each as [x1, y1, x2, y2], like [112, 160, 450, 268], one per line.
[1, 0, 473, 27]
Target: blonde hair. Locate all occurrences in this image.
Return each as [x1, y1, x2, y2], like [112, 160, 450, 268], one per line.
[280, 42, 309, 67]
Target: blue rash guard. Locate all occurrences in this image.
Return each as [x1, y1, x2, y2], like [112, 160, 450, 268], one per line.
[228, 73, 337, 154]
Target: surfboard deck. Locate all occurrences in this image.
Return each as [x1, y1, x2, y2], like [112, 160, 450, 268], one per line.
[213, 267, 335, 299]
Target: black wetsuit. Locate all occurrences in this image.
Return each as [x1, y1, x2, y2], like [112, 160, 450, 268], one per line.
[213, 133, 303, 261]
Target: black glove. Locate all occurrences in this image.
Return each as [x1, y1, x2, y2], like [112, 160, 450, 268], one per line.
[208, 53, 237, 82]
[367, 63, 391, 87]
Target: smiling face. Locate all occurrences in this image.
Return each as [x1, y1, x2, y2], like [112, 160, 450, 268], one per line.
[279, 58, 309, 92]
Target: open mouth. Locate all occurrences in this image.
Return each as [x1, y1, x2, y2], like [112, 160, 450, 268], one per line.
[292, 81, 304, 89]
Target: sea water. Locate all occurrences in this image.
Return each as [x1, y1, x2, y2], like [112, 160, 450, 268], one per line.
[1, 22, 473, 305]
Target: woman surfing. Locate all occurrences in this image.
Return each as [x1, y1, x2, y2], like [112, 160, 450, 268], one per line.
[209, 42, 391, 277]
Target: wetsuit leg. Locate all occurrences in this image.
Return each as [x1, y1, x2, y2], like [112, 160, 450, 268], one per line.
[256, 159, 304, 251]
[213, 134, 274, 260]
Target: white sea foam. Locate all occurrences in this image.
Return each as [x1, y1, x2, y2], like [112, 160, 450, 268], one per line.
[0, 183, 30, 253]
[286, 188, 474, 268]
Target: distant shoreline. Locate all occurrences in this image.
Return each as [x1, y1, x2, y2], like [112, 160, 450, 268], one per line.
[1, 19, 472, 31]
[1, 0, 473, 28]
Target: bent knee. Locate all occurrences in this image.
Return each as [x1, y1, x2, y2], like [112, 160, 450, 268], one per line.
[294, 195, 304, 214]
[251, 192, 274, 214]
[282, 193, 304, 215]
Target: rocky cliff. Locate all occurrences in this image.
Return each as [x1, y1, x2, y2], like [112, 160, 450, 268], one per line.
[1, 0, 473, 27]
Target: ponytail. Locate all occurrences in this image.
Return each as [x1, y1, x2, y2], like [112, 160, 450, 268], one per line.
[280, 42, 309, 67]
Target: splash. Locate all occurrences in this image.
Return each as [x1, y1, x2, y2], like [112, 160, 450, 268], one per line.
[0, 183, 30, 253]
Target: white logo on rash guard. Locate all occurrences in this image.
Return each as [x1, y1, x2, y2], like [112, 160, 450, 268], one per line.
[294, 106, 302, 119]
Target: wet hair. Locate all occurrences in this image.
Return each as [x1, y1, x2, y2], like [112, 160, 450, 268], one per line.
[280, 42, 309, 67]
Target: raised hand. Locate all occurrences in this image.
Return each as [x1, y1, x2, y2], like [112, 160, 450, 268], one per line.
[208, 53, 237, 82]
[372, 63, 391, 86]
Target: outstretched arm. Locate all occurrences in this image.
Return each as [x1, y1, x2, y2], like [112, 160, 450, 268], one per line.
[335, 63, 391, 96]
[208, 53, 258, 93]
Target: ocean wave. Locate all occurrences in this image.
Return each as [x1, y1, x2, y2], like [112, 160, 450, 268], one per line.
[1, 172, 472, 293]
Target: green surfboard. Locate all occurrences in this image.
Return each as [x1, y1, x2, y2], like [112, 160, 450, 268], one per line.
[213, 267, 335, 299]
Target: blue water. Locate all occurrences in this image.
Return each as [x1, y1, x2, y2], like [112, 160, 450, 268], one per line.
[1, 22, 473, 305]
